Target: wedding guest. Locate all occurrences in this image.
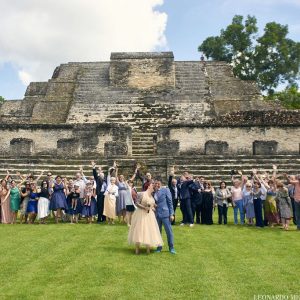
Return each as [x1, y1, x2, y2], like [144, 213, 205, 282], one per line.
[252, 180, 264, 228]
[258, 178, 279, 227]
[190, 177, 204, 224]
[168, 174, 180, 225]
[51, 176, 68, 223]
[125, 180, 136, 226]
[20, 182, 31, 224]
[66, 181, 81, 224]
[91, 161, 107, 223]
[103, 169, 119, 225]
[243, 181, 255, 225]
[82, 180, 97, 224]
[275, 181, 292, 230]
[74, 170, 87, 210]
[201, 181, 214, 225]
[231, 174, 245, 225]
[128, 181, 163, 255]
[9, 180, 22, 224]
[170, 167, 194, 227]
[37, 180, 50, 224]
[214, 181, 231, 225]
[115, 170, 129, 224]
[0, 179, 12, 224]
[286, 175, 297, 226]
[286, 174, 300, 230]
[135, 166, 152, 191]
[27, 182, 39, 224]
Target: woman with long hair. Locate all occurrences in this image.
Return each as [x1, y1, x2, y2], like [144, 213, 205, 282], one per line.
[0, 179, 12, 224]
[214, 181, 231, 225]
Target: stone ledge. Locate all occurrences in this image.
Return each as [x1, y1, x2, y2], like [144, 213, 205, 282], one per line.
[0, 123, 131, 130]
[161, 110, 300, 128]
[110, 52, 174, 60]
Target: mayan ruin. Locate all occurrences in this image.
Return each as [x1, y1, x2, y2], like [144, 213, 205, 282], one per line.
[0, 52, 300, 183]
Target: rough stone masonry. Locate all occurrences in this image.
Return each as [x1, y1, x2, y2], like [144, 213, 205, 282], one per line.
[0, 51, 300, 158]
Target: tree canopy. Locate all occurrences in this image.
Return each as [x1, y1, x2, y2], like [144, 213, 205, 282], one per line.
[198, 15, 300, 94]
[0, 96, 5, 104]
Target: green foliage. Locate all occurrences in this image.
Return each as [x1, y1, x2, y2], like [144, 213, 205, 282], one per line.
[0, 211, 299, 299]
[0, 96, 5, 104]
[265, 86, 300, 109]
[198, 15, 300, 93]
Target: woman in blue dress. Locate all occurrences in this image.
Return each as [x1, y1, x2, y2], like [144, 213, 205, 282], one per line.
[27, 182, 39, 224]
[51, 176, 68, 223]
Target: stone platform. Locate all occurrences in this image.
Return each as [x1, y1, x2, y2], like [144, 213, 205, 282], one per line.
[0, 155, 299, 187]
[0, 52, 299, 165]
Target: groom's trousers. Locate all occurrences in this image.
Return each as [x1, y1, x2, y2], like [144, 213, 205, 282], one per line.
[156, 216, 174, 250]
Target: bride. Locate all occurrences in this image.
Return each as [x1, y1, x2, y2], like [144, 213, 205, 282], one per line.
[128, 181, 163, 254]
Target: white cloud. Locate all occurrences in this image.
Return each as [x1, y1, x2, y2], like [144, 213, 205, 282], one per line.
[18, 70, 32, 86]
[0, 0, 167, 86]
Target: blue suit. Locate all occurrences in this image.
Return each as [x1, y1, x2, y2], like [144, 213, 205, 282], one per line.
[154, 187, 174, 250]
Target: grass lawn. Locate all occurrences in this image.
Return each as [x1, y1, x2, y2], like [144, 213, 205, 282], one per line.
[0, 209, 299, 300]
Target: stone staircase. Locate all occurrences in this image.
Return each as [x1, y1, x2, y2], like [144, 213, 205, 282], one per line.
[171, 155, 300, 185]
[175, 61, 210, 95]
[0, 155, 299, 187]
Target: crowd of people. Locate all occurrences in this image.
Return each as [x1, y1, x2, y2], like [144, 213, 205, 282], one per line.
[0, 162, 299, 240]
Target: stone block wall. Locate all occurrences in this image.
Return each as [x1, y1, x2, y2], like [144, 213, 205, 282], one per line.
[0, 124, 132, 157]
[110, 52, 175, 90]
[157, 125, 300, 155]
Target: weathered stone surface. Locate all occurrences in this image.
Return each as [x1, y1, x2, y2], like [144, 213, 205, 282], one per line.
[0, 52, 300, 158]
[253, 140, 278, 155]
[0, 124, 131, 157]
[10, 138, 34, 155]
[25, 82, 48, 96]
[104, 141, 128, 156]
[157, 140, 179, 156]
[205, 140, 229, 155]
[110, 52, 175, 90]
[157, 126, 300, 155]
[57, 138, 80, 156]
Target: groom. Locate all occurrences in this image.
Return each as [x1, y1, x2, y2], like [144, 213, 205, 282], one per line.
[154, 178, 176, 254]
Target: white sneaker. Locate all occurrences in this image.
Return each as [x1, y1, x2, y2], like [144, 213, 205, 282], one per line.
[180, 223, 185, 226]
[189, 224, 194, 227]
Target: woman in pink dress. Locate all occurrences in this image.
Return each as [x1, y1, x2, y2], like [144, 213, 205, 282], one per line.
[0, 179, 12, 224]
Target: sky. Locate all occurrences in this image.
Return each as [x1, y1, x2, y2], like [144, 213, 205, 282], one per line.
[0, 0, 299, 99]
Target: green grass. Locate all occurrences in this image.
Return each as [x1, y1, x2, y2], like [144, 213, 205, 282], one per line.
[0, 210, 299, 300]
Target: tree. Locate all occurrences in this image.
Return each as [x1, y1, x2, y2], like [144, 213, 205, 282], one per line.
[198, 15, 300, 93]
[0, 96, 5, 104]
[265, 85, 300, 109]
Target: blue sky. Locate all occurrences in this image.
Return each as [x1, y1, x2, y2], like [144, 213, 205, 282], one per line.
[0, 0, 299, 99]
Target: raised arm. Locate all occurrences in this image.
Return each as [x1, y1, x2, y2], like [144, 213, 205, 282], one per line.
[255, 174, 270, 190]
[115, 167, 119, 184]
[284, 173, 298, 185]
[272, 165, 277, 181]
[129, 166, 138, 182]
[4, 170, 10, 181]
[35, 170, 45, 184]
[79, 166, 88, 184]
[91, 161, 99, 181]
